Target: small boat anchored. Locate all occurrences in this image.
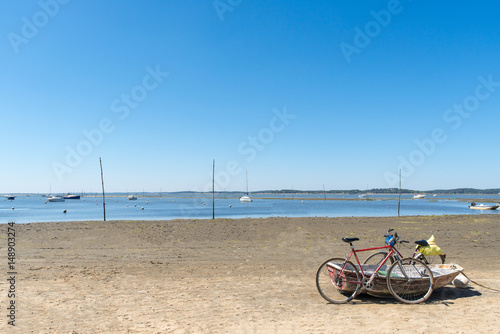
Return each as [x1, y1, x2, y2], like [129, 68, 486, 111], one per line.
[413, 194, 426, 199]
[240, 194, 252, 203]
[128, 195, 137, 200]
[47, 196, 65, 202]
[63, 193, 80, 200]
[469, 202, 499, 210]
[4, 195, 15, 200]
[240, 170, 253, 203]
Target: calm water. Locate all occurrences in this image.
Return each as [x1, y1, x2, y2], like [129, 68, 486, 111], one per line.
[2, 194, 499, 224]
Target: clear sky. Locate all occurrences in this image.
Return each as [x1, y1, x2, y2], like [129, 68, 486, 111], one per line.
[1, 1, 499, 193]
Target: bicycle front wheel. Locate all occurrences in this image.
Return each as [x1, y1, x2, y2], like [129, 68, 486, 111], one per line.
[316, 257, 361, 303]
[387, 258, 434, 304]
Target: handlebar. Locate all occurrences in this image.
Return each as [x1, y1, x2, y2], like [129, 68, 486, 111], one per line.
[384, 228, 408, 244]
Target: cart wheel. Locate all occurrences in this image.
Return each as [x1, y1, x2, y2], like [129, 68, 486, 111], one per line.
[316, 258, 361, 304]
[386, 258, 434, 304]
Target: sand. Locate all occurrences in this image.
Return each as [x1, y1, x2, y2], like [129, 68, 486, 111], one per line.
[1, 215, 499, 333]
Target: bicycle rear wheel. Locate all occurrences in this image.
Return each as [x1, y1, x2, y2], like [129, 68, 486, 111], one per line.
[363, 251, 394, 266]
[387, 258, 434, 304]
[415, 253, 445, 265]
[316, 257, 361, 303]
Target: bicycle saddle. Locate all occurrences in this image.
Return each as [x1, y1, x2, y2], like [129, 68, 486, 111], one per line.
[415, 239, 429, 247]
[342, 237, 359, 243]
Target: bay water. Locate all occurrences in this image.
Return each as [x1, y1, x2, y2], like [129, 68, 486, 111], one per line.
[2, 194, 499, 224]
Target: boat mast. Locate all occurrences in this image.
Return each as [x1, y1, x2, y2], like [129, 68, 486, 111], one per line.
[245, 170, 249, 195]
[99, 157, 106, 222]
[212, 159, 215, 219]
[398, 169, 401, 217]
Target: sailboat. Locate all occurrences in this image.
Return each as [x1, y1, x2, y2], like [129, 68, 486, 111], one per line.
[358, 185, 368, 198]
[240, 170, 253, 203]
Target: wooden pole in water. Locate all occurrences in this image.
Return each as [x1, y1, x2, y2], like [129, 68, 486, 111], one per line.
[398, 168, 401, 217]
[99, 157, 106, 222]
[212, 159, 215, 220]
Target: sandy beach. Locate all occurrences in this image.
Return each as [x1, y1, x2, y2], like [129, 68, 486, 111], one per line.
[1, 215, 499, 333]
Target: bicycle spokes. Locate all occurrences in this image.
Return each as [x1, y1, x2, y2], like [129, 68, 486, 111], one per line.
[316, 258, 362, 304]
[387, 258, 434, 304]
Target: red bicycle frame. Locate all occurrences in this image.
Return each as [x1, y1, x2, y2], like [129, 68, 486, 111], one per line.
[343, 243, 401, 286]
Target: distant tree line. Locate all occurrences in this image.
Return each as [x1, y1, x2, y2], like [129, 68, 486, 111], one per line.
[257, 188, 500, 195]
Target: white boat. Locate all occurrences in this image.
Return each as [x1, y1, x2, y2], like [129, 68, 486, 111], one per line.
[128, 195, 137, 200]
[47, 196, 65, 202]
[413, 194, 425, 199]
[5, 195, 15, 200]
[63, 193, 80, 199]
[240, 170, 253, 203]
[359, 186, 369, 199]
[240, 195, 252, 203]
[469, 202, 499, 210]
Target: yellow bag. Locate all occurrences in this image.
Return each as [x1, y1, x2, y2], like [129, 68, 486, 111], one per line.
[418, 235, 443, 256]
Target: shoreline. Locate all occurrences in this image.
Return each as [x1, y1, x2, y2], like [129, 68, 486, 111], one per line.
[255, 196, 500, 202]
[14, 211, 500, 225]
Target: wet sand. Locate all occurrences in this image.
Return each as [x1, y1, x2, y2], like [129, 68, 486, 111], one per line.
[1, 215, 499, 333]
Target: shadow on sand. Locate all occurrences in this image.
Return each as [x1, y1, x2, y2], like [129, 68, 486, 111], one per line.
[428, 286, 481, 305]
[345, 285, 481, 305]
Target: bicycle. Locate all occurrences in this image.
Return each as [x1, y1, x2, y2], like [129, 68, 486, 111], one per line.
[414, 235, 446, 265]
[363, 229, 445, 266]
[316, 236, 434, 304]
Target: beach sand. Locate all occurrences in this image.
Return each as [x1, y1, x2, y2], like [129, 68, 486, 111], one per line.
[1, 215, 499, 333]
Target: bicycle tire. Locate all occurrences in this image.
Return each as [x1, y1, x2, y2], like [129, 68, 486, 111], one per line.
[316, 257, 361, 303]
[363, 251, 394, 266]
[387, 258, 434, 304]
[414, 253, 445, 265]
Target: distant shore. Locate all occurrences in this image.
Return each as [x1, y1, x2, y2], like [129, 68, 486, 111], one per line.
[4, 215, 499, 333]
[3, 188, 500, 197]
[5, 193, 500, 203]
[254, 196, 500, 202]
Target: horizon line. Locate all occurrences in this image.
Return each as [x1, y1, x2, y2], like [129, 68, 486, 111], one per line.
[3, 187, 500, 195]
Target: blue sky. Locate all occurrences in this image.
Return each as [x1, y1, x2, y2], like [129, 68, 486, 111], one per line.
[1, 1, 499, 193]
